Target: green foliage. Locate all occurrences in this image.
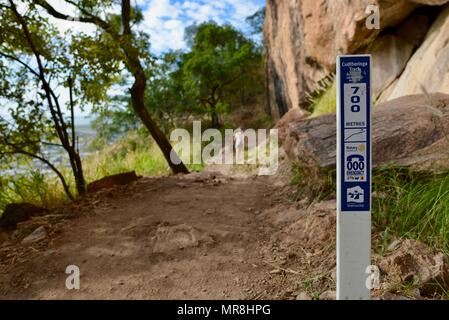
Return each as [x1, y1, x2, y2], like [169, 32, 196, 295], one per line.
[291, 164, 449, 252]
[0, 170, 68, 213]
[179, 22, 264, 127]
[0, 4, 61, 162]
[373, 168, 449, 253]
[310, 82, 336, 117]
[85, 131, 170, 179]
[85, 130, 204, 180]
[307, 76, 336, 117]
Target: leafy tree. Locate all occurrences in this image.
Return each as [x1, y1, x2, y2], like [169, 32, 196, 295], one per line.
[35, 0, 189, 174]
[180, 22, 263, 128]
[144, 52, 194, 133]
[0, 0, 89, 199]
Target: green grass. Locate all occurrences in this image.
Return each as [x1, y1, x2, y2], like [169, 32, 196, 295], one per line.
[310, 82, 336, 117]
[84, 132, 171, 180]
[373, 168, 449, 253]
[305, 74, 336, 117]
[0, 170, 68, 214]
[84, 131, 204, 180]
[291, 164, 449, 252]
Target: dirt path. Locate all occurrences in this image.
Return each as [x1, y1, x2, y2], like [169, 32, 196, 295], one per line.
[0, 171, 306, 299]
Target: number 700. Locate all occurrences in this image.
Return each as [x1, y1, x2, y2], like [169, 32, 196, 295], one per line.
[350, 86, 361, 113]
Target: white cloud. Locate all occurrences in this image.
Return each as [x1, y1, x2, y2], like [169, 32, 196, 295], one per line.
[141, 0, 264, 54]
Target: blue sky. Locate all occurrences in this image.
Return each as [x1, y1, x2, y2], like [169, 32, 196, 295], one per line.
[136, 0, 265, 53]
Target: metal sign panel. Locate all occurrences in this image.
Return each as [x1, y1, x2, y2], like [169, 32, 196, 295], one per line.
[338, 55, 371, 213]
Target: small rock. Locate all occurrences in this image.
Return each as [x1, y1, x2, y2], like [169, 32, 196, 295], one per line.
[319, 290, 336, 300]
[22, 226, 47, 245]
[382, 292, 411, 300]
[295, 292, 311, 300]
[152, 224, 214, 253]
[204, 209, 216, 215]
[269, 269, 282, 275]
[387, 239, 403, 252]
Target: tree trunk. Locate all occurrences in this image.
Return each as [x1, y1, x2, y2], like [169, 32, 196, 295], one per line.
[68, 77, 86, 195]
[67, 147, 86, 195]
[130, 76, 189, 174]
[210, 103, 220, 128]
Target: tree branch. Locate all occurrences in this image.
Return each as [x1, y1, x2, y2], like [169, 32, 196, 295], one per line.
[0, 51, 40, 78]
[122, 0, 132, 36]
[34, 0, 119, 38]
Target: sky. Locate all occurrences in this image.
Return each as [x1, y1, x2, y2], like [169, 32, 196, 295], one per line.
[136, 0, 265, 53]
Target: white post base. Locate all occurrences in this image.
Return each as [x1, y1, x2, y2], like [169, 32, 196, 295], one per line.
[336, 212, 371, 300]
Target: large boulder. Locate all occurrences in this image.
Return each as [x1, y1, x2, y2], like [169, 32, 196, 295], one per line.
[275, 108, 310, 142]
[87, 171, 139, 193]
[284, 93, 449, 172]
[0, 203, 47, 230]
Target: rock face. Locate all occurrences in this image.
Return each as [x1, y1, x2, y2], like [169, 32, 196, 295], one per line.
[87, 171, 139, 193]
[284, 93, 449, 172]
[387, 5, 449, 100]
[265, 0, 449, 118]
[0, 203, 47, 230]
[370, 34, 415, 100]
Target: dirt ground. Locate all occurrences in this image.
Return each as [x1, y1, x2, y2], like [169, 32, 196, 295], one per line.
[1, 169, 328, 300]
[1, 167, 447, 300]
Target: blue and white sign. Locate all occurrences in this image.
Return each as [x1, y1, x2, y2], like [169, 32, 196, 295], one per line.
[336, 55, 372, 300]
[338, 55, 371, 213]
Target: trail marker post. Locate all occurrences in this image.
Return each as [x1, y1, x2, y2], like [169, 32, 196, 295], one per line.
[336, 55, 372, 300]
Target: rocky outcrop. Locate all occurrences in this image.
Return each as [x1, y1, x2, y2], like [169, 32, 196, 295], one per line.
[284, 93, 449, 172]
[265, 0, 449, 118]
[386, 5, 449, 100]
